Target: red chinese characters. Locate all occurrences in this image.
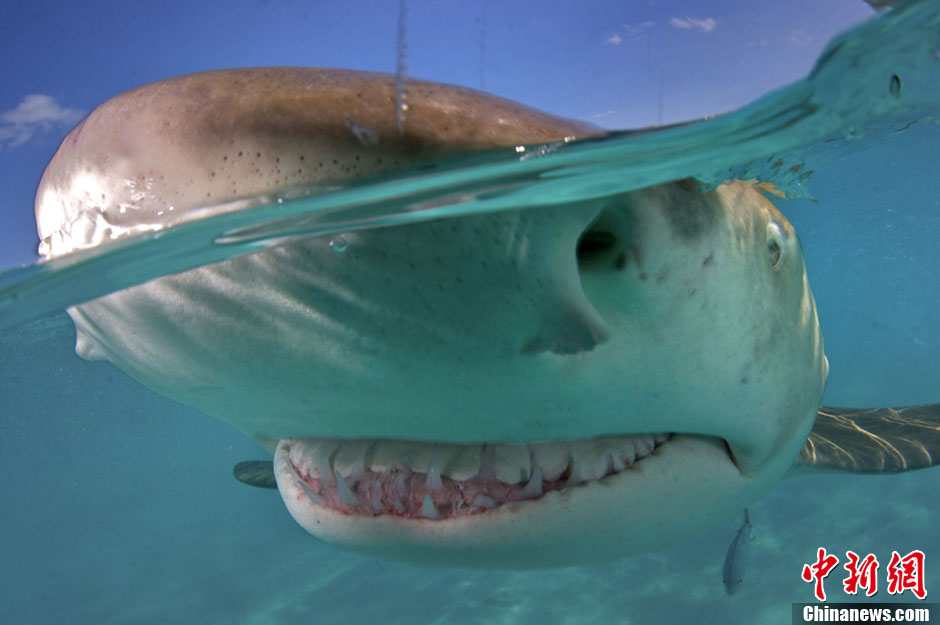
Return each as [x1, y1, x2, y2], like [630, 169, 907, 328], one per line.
[843, 551, 879, 596]
[802, 548, 927, 601]
[802, 548, 840, 601]
[887, 550, 927, 600]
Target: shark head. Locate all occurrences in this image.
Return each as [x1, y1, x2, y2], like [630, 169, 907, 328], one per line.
[36, 68, 828, 568]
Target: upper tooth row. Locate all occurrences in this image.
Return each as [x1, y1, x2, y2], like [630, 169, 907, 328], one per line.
[288, 434, 668, 485]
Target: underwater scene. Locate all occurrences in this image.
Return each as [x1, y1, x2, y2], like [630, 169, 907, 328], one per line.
[1, 1, 938, 623]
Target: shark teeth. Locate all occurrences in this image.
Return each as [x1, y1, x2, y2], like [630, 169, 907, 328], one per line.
[332, 440, 371, 481]
[319, 453, 336, 489]
[520, 467, 543, 498]
[287, 433, 670, 520]
[530, 442, 570, 481]
[471, 495, 497, 509]
[335, 472, 360, 506]
[492, 444, 531, 484]
[421, 493, 440, 519]
[426, 452, 444, 491]
[289, 459, 324, 506]
[566, 458, 583, 487]
[293, 434, 667, 485]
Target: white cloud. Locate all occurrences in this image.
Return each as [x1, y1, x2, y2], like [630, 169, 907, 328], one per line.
[624, 21, 656, 36]
[0, 94, 84, 149]
[605, 21, 655, 45]
[788, 29, 813, 47]
[669, 16, 717, 32]
[624, 21, 656, 40]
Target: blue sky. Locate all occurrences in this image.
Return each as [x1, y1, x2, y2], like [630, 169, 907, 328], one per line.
[0, 0, 875, 270]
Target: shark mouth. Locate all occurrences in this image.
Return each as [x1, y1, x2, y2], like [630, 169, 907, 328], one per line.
[278, 434, 672, 520]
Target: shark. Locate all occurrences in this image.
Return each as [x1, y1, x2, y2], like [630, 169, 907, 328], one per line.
[35, 68, 940, 568]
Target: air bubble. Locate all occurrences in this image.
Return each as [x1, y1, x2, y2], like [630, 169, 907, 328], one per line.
[330, 237, 349, 253]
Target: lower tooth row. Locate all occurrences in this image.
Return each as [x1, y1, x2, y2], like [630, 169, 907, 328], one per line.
[288, 434, 668, 485]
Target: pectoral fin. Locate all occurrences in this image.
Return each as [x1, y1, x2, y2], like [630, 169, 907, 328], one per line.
[791, 403, 940, 476]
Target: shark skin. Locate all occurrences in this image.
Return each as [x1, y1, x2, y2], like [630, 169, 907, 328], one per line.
[35, 68, 828, 568]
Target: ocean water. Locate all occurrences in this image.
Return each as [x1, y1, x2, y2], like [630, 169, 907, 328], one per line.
[1, 3, 939, 624]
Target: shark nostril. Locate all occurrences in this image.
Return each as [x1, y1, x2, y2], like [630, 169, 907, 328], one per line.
[577, 226, 625, 276]
[576, 229, 617, 264]
[577, 209, 630, 271]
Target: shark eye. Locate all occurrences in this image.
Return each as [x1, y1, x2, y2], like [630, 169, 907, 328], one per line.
[766, 222, 785, 269]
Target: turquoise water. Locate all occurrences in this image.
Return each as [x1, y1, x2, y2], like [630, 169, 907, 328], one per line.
[1, 3, 939, 623]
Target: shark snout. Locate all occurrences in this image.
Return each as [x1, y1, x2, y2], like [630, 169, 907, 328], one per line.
[518, 205, 616, 356]
[521, 300, 611, 355]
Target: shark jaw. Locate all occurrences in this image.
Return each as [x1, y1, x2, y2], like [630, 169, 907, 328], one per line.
[273, 431, 807, 568]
